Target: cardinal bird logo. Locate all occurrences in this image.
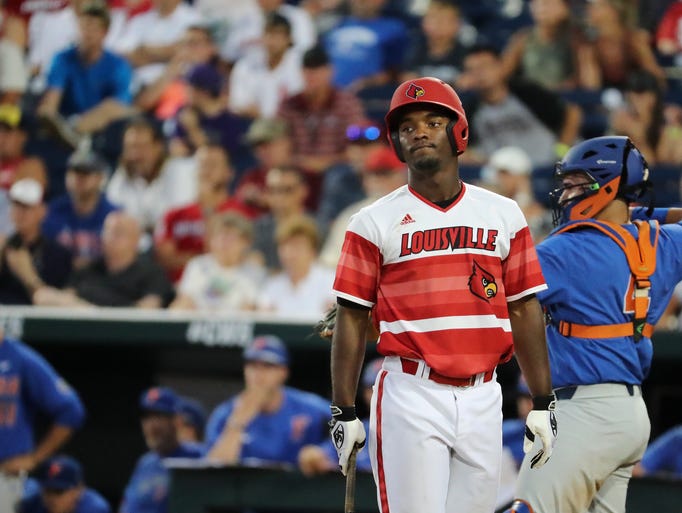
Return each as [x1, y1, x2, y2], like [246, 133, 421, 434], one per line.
[405, 83, 425, 99]
[468, 261, 498, 302]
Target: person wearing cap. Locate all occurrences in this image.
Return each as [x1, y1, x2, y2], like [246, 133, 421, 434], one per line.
[176, 396, 208, 444]
[37, 1, 135, 148]
[0, 104, 47, 192]
[120, 387, 203, 513]
[277, 43, 367, 174]
[298, 357, 382, 476]
[18, 455, 110, 513]
[0, 326, 85, 513]
[167, 62, 252, 169]
[205, 335, 329, 467]
[42, 147, 119, 269]
[228, 12, 304, 119]
[319, 145, 407, 268]
[0, 178, 72, 305]
[155, 142, 258, 283]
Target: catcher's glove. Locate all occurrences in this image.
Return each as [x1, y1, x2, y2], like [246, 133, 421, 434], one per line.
[314, 303, 337, 340]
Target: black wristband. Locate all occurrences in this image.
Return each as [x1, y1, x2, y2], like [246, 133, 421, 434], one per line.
[532, 394, 556, 410]
[330, 404, 357, 421]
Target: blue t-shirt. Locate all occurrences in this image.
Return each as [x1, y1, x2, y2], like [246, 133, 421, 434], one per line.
[205, 387, 329, 467]
[46, 46, 132, 117]
[120, 443, 203, 513]
[536, 220, 682, 387]
[19, 487, 111, 513]
[43, 195, 119, 262]
[502, 418, 525, 468]
[640, 425, 682, 477]
[0, 338, 85, 462]
[324, 16, 407, 88]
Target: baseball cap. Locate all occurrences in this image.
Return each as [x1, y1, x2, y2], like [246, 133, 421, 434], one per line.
[364, 146, 405, 175]
[303, 44, 330, 68]
[243, 335, 289, 366]
[486, 146, 532, 176]
[0, 104, 28, 130]
[9, 178, 44, 206]
[185, 63, 224, 97]
[35, 456, 83, 491]
[177, 396, 208, 434]
[244, 118, 288, 146]
[139, 387, 179, 415]
[361, 357, 384, 387]
[67, 149, 108, 174]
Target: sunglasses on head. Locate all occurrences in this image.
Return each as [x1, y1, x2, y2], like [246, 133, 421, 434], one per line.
[346, 125, 382, 143]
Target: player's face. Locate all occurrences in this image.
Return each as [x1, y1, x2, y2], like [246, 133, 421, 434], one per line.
[244, 361, 288, 393]
[42, 487, 81, 513]
[397, 108, 452, 173]
[141, 412, 177, 453]
[557, 172, 595, 205]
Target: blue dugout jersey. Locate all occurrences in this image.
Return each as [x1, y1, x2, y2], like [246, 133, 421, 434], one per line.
[536, 218, 682, 387]
[0, 338, 85, 462]
[640, 425, 682, 477]
[502, 419, 525, 468]
[19, 487, 111, 513]
[119, 442, 203, 513]
[205, 387, 329, 467]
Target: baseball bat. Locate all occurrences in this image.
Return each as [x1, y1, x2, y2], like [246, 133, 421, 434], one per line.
[345, 444, 359, 513]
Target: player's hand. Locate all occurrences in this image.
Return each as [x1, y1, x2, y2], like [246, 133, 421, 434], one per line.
[0, 453, 36, 475]
[523, 395, 557, 469]
[329, 405, 366, 476]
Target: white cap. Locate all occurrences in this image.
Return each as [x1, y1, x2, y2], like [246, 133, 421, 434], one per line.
[9, 178, 44, 206]
[487, 146, 533, 176]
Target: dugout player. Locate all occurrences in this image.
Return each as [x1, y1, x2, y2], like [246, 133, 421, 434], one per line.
[508, 135, 682, 513]
[329, 76, 557, 513]
[0, 327, 85, 512]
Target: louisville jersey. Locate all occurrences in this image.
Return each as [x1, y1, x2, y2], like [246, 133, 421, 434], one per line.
[537, 217, 682, 387]
[333, 182, 547, 378]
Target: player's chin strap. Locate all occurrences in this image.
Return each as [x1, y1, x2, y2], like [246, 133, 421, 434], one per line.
[551, 219, 659, 342]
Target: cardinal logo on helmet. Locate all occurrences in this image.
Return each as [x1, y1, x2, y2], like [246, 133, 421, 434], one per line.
[468, 261, 498, 302]
[405, 83, 425, 100]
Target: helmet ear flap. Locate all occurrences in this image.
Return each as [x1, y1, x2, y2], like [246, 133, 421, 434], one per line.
[446, 118, 468, 156]
[390, 130, 405, 162]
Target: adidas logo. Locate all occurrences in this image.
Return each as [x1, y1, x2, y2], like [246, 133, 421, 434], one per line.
[400, 213, 415, 225]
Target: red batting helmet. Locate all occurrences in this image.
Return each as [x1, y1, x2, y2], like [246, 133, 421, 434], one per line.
[384, 77, 469, 162]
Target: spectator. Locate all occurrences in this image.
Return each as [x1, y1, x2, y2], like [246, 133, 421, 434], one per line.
[324, 0, 407, 90]
[106, 117, 196, 236]
[633, 424, 682, 479]
[169, 212, 263, 312]
[252, 165, 309, 271]
[256, 215, 335, 319]
[33, 211, 173, 308]
[228, 13, 303, 119]
[298, 357, 382, 476]
[134, 24, 220, 120]
[0, 105, 47, 194]
[42, 147, 119, 269]
[480, 146, 552, 241]
[205, 335, 329, 467]
[105, 0, 152, 53]
[154, 143, 257, 283]
[0, 178, 72, 305]
[120, 387, 203, 513]
[115, 0, 202, 93]
[655, 0, 682, 67]
[500, 0, 583, 91]
[277, 44, 367, 174]
[0, 328, 85, 513]
[460, 43, 582, 167]
[0, 5, 29, 104]
[176, 396, 207, 444]
[18, 455, 110, 513]
[37, 1, 135, 149]
[319, 145, 407, 268]
[167, 63, 252, 168]
[401, 0, 468, 87]
[219, 0, 316, 63]
[579, 0, 666, 91]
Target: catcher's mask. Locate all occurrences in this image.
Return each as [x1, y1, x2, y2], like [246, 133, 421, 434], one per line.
[550, 136, 653, 227]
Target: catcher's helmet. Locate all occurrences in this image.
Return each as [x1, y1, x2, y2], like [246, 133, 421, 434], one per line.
[550, 136, 652, 226]
[384, 77, 469, 162]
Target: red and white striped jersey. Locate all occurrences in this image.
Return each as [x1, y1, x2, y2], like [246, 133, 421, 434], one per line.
[333, 182, 547, 378]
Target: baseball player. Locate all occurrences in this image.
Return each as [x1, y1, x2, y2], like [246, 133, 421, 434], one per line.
[329, 76, 556, 513]
[507, 135, 682, 513]
[0, 328, 85, 513]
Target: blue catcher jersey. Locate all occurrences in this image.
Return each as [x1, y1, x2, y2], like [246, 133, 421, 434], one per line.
[536, 219, 682, 387]
[0, 338, 85, 462]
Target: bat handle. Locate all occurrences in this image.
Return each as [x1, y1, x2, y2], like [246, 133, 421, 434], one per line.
[345, 444, 359, 513]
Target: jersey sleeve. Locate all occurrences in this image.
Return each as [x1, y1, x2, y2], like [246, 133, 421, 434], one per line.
[204, 402, 233, 451]
[332, 212, 382, 307]
[45, 51, 68, 91]
[502, 210, 547, 301]
[21, 345, 85, 429]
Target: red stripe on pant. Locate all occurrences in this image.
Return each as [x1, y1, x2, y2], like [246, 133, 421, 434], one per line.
[376, 370, 390, 513]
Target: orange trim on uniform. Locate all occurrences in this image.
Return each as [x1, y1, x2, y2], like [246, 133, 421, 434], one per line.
[558, 320, 654, 339]
[375, 370, 390, 513]
[399, 358, 494, 386]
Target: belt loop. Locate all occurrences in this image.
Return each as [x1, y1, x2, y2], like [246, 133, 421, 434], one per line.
[626, 384, 634, 396]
